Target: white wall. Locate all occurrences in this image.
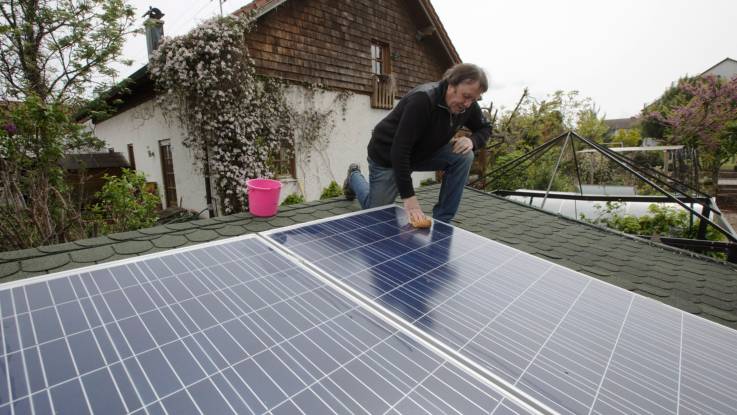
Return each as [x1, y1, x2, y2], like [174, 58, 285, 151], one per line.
[92, 100, 208, 213]
[93, 86, 434, 216]
[283, 85, 433, 201]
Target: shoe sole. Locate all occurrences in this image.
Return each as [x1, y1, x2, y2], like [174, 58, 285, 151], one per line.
[343, 173, 356, 201]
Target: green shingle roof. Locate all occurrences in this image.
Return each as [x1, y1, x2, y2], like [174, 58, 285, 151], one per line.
[0, 199, 356, 283]
[1, 186, 736, 328]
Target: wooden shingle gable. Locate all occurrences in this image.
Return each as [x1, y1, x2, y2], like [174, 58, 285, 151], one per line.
[240, 0, 461, 97]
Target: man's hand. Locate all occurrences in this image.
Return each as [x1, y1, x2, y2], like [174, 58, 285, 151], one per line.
[403, 196, 426, 224]
[450, 136, 473, 154]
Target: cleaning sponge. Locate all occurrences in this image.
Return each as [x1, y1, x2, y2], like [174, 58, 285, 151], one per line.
[410, 217, 432, 229]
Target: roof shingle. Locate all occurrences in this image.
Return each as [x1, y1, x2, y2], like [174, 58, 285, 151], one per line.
[1, 187, 736, 329]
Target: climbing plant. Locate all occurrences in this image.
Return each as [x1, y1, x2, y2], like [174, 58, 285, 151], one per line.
[149, 14, 292, 213]
[149, 14, 355, 213]
[291, 86, 351, 182]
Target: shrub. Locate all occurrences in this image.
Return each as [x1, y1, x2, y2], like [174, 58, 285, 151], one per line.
[89, 169, 160, 234]
[281, 193, 305, 205]
[420, 178, 437, 187]
[0, 97, 105, 251]
[580, 202, 723, 241]
[320, 181, 343, 199]
[490, 149, 576, 192]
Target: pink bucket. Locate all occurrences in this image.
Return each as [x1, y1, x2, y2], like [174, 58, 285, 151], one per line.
[246, 179, 282, 217]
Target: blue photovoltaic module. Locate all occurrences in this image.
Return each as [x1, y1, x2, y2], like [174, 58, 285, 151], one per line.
[266, 206, 737, 415]
[4, 205, 735, 414]
[0, 235, 534, 415]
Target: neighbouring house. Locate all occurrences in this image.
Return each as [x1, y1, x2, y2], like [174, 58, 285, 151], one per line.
[91, 0, 460, 215]
[603, 118, 639, 132]
[603, 116, 640, 138]
[700, 57, 737, 79]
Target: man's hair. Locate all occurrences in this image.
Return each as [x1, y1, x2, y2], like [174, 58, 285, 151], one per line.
[442, 63, 488, 92]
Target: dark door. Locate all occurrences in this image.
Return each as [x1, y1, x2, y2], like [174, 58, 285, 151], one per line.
[159, 139, 178, 208]
[127, 143, 136, 170]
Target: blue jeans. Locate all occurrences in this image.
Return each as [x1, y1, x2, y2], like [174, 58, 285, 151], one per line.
[349, 143, 474, 222]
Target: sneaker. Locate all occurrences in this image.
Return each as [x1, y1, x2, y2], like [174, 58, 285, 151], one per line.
[343, 163, 361, 201]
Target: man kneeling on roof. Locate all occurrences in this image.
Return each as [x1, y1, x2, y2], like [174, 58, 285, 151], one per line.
[343, 63, 491, 224]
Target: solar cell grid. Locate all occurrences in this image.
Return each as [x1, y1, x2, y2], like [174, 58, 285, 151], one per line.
[0, 235, 533, 415]
[5, 205, 736, 414]
[266, 206, 737, 415]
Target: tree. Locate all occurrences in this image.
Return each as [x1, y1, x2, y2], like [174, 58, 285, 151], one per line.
[497, 90, 601, 149]
[0, 1, 137, 251]
[0, 0, 136, 104]
[640, 76, 695, 139]
[484, 90, 610, 192]
[646, 75, 737, 192]
[576, 108, 609, 143]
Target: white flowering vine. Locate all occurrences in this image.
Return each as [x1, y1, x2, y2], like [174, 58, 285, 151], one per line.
[149, 14, 292, 213]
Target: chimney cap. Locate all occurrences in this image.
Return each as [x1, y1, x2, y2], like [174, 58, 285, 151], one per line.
[142, 6, 164, 20]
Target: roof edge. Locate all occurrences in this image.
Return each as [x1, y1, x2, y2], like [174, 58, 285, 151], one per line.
[74, 64, 150, 122]
[234, 0, 288, 19]
[416, 0, 461, 64]
[700, 57, 737, 77]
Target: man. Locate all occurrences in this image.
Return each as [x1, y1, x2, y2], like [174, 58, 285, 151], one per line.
[343, 63, 491, 224]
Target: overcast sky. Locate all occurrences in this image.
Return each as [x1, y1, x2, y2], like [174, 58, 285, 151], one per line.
[120, 0, 736, 119]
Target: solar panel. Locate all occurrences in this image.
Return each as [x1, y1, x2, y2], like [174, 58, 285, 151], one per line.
[0, 234, 538, 415]
[265, 206, 737, 415]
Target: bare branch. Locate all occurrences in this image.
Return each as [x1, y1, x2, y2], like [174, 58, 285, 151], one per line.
[505, 87, 528, 133]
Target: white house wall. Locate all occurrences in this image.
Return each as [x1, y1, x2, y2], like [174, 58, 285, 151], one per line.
[282, 85, 434, 202]
[92, 100, 208, 213]
[93, 86, 434, 216]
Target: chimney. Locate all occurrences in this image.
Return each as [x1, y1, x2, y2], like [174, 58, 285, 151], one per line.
[143, 7, 165, 57]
